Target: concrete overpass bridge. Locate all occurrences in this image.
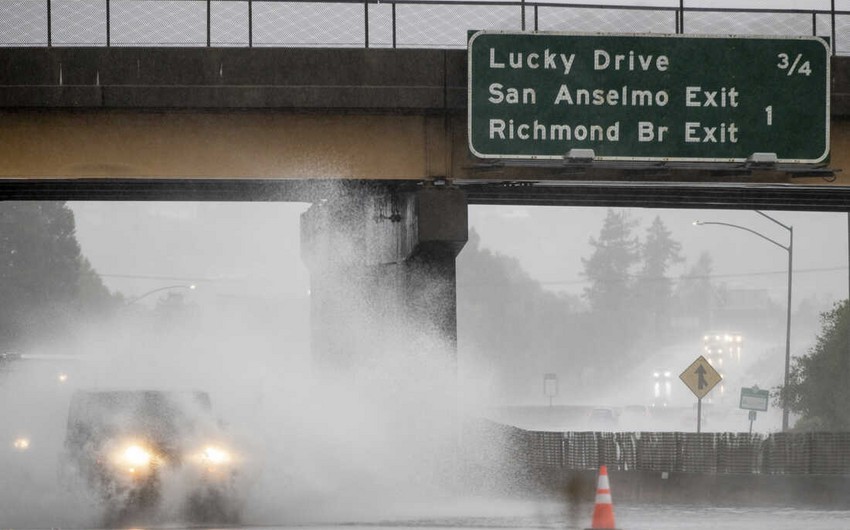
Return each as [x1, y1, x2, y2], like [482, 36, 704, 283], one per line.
[4, 1, 850, 364]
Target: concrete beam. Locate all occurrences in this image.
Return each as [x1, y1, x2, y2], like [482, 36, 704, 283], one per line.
[0, 47, 466, 111]
[832, 56, 850, 116]
[0, 112, 450, 180]
[414, 187, 469, 259]
[301, 186, 467, 268]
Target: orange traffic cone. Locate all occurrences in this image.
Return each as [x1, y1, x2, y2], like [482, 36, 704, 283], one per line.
[586, 465, 618, 530]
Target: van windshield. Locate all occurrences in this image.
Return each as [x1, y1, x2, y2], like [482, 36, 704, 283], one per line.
[65, 391, 213, 449]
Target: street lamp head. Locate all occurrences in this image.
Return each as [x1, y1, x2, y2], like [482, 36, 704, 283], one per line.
[693, 221, 703, 226]
[125, 284, 198, 306]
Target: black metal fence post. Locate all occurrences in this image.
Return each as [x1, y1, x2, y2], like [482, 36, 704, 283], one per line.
[391, 2, 396, 48]
[679, 0, 684, 34]
[521, 0, 525, 31]
[248, 0, 253, 47]
[364, 0, 369, 48]
[206, 0, 211, 46]
[106, 0, 111, 46]
[46, 0, 52, 46]
[534, 5, 538, 32]
[832, 0, 837, 56]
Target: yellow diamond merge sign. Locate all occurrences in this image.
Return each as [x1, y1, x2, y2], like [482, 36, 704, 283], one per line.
[679, 355, 722, 399]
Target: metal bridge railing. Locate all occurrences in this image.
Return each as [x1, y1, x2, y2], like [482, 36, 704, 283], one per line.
[1, 1, 849, 53]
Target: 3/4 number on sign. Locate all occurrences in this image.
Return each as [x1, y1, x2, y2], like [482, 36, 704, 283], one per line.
[777, 53, 812, 76]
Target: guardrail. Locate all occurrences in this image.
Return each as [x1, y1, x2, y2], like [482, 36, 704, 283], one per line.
[1, 1, 849, 53]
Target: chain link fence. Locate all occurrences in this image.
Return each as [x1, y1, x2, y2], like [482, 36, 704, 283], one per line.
[1, 1, 850, 53]
[519, 429, 850, 474]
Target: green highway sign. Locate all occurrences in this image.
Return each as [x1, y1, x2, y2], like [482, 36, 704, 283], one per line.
[468, 32, 830, 163]
[740, 386, 769, 411]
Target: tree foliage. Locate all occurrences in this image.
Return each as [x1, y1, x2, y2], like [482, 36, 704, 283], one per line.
[0, 202, 116, 348]
[581, 209, 640, 313]
[781, 300, 850, 431]
[635, 216, 684, 332]
[639, 216, 683, 288]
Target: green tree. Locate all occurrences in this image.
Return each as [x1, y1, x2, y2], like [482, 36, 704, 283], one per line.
[635, 216, 683, 334]
[780, 300, 850, 431]
[581, 209, 640, 313]
[580, 210, 642, 374]
[0, 202, 116, 347]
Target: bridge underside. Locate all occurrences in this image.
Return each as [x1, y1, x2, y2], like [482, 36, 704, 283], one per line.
[1, 177, 850, 212]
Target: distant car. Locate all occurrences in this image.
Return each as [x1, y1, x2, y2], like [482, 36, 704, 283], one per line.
[61, 390, 242, 525]
[588, 407, 618, 431]
[0, 352, 22, 363]
[620, 405, 652, 430]
[0, 352, 22, 372]
[625, 404, 650, 416]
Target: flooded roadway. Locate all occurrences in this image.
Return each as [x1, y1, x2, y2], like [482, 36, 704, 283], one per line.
[4, 479, 850, 529]
[98, 502, 850, 530]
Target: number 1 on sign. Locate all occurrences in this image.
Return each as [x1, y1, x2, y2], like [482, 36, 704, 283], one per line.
[765, 105, 773, 126]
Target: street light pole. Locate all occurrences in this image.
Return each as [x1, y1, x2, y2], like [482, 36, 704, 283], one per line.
[694, 211, 793, 431]
[755, 211, 793, 432]
[785, 228, 793, 431]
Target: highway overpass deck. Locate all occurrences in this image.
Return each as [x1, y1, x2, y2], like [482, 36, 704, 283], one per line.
[2, 46, 850, 208]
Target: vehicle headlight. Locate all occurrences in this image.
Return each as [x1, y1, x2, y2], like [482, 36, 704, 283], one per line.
[12, 437, 30, 451]
[123, 444, 152, 466]
[113, 443, 156, 474]
[192, 444, 234, 471]
[201, 446, 231, 464]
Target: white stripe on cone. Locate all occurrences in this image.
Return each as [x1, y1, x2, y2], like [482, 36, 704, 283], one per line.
[595, 493, 613, 504]
[598, 474, 610, 490]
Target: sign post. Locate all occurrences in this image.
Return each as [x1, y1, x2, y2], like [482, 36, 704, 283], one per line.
[468, 32, 829, 163]
[679, 355, 722, 433]
[748, 410, 758, 434]
[543, 373, 558, 407]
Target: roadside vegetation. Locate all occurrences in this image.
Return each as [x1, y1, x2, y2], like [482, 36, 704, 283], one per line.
[0, 202, 120, 350]
[780, 300, 850, 431]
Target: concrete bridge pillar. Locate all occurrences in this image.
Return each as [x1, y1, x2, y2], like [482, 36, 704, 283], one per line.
[300, 185, 467, 371]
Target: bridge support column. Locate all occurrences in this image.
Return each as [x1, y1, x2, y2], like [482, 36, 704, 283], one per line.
[300, 186, 467, 371]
